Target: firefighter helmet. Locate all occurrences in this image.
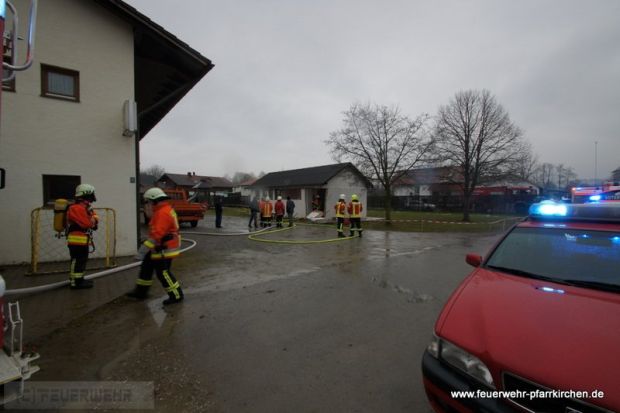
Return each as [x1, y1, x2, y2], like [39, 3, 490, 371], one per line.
[144, 187, 169, 201]
[339, 194, 346, 200]
[75, 184, 96, 201]
[266, 196, 270, 201]
[351, 194, 358, 201]
[277, 196, 282, 200]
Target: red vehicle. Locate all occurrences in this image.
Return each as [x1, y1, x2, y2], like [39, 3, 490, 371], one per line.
[144, 188, 206, 227]
[422, 201, 620, 412]
[0, 0, 40, 404]
[571, 186, 602, 203]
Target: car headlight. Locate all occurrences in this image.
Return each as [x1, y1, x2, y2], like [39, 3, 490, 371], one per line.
[426, 335, 495, 388]
[426, 335, 440, 358]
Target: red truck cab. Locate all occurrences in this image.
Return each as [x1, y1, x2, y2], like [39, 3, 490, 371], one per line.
[422, 201, 620, 412]
[144, 188, 206, 228]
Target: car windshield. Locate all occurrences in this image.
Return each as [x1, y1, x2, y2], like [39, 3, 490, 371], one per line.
[486, 227, 620, 292]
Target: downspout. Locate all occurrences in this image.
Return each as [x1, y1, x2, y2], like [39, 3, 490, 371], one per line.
[134, 124, 141, 248]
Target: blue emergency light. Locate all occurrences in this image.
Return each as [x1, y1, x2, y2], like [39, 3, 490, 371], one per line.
[0, 0, 5, 19]
[589, 195, 602, 202]
[529, 201, 567, 217]
[529, 201, 620, 222]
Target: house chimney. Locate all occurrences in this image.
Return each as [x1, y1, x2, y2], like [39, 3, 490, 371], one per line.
[187, 172, 191, 176]
[193, 172, 196, 176]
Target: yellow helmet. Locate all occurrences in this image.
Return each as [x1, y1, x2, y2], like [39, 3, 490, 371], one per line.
[144, 187, 169, 201]
[351, 194, 358, 201]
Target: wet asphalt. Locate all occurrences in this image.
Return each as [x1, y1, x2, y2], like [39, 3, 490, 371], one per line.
[20, 216, 500, 412]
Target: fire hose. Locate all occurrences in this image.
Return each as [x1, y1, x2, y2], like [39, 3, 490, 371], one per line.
[4, 238, 198, 296]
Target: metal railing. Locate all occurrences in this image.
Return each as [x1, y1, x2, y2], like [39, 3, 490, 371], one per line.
[29, 207, 117, 275]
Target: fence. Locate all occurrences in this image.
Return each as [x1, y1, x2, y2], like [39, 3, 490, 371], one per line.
[363, 216, 524, 233]
[368, 195, 535, 214]
[30, 207, 117, 275]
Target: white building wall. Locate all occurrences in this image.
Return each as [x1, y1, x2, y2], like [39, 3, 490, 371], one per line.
[0, 0, 136, 264]
[324, 169, 368, 219]
[393, 184, 432, 197]
[394, 186, 415, 196]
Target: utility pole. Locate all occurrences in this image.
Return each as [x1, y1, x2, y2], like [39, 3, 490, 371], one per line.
[594, 141, 598, 186]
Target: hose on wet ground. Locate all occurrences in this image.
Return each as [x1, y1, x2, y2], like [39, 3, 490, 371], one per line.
[4, 222, 355, 296]
[4, 239, 198, 297]
[247, 223, 359, 244]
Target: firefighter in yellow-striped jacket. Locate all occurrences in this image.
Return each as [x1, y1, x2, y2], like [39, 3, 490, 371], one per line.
[335, 194, 347, 238]
[66, 184, 99, 289]
[127, 187, 184, 305]
[347, 194, 363, 237]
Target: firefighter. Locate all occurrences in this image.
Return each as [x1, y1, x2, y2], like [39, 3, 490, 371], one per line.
[258, 196, 265, 228]
[334, 194, 347, 238]
[248, 196, 259, 229]
[348, 194, 363, 237]
[286, 196, 295, 227]
[66, 184, 99, 289]
[274, 196, 285, 228]
[127, 187, 184, 305]
[262, 196, 273, 227]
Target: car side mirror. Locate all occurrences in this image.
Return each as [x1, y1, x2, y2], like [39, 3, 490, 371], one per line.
[465, 253, 482, 267]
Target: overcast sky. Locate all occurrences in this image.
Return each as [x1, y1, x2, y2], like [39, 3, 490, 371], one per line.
[125, 0, 620, 182]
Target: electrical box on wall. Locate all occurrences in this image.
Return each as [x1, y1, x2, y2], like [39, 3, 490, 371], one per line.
[123, 99, 137, 137]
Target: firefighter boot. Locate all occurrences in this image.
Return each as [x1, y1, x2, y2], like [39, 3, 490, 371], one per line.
[163, 288, 184, 306]
[70, 277, 93, 289]
[126, 285, 149, 300]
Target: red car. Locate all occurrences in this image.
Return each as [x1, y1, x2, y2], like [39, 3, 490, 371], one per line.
[422, 201, 620, 413]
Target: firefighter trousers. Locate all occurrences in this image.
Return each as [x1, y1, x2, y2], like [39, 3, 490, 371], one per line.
[336, 217, 345, 237]
[350, 218, 362, 237]
[135, 254, 183, 300]
[68, 245, 89, 286]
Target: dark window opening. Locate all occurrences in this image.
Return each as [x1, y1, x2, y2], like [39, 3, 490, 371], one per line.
[43, 175, 81, 206]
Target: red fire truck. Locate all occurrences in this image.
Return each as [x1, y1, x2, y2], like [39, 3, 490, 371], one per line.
[572, 183, 620, 203]
[0, 0, 41, 404]
[571, 186, 602, 203]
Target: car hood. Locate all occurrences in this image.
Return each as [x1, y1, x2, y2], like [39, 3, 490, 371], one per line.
[437, 268, 620, 410]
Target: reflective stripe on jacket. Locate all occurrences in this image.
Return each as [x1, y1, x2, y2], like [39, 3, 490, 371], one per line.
[261, 201, 273, 217]
[144, 202, 180, 260]
[335, 201, 347, 218]
[66, 201, 98, 246]
[347, 201, 363, 218]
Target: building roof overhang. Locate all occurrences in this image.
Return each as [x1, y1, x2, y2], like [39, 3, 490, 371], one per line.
[94, 0, 214, 138]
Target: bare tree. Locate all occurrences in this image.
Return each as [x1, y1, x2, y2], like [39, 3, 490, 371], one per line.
[556, 164, 578, 190]
[141, 164, 166, 180]
[556, 164, 565, 189]
[514, 141, 538, 182]
[434, 90, 524, 221]
[564, 167, 578, 188]
[325, 102, 432, 220]
[534, 162, 556, 190]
